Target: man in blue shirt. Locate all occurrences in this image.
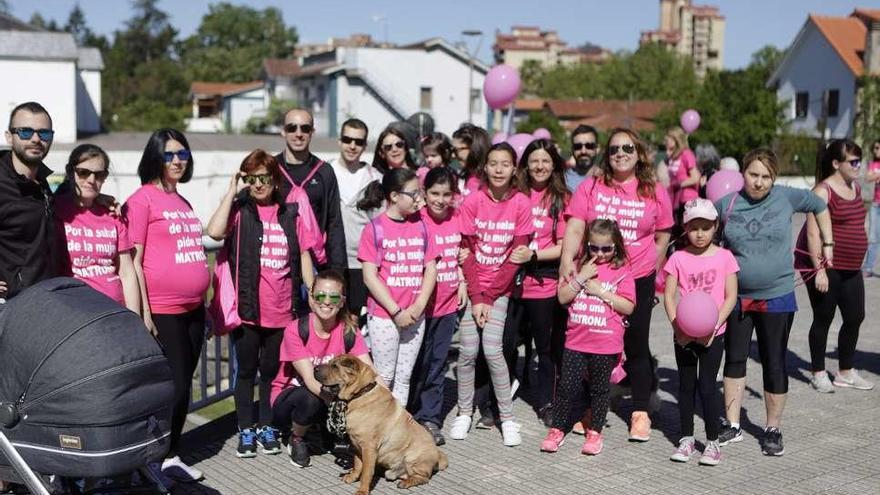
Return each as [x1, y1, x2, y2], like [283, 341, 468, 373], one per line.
[565, 124, 600, 191]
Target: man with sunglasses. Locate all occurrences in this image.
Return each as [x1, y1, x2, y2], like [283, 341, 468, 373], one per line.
[0, 101, 57, 299]
[566, 125, 601, 191]
[274, 108, 346, 271]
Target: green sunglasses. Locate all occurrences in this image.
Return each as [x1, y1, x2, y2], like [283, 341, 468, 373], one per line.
[312, 291, 344, 304]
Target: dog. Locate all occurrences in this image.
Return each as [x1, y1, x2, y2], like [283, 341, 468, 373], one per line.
[315, 355, 448, 495]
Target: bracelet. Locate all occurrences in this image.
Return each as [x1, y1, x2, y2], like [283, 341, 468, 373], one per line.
[573, 276, 587, 289]
[822, 242, 835, 247]
[567, 279, 582, 293]
[391, 308, 403, 319]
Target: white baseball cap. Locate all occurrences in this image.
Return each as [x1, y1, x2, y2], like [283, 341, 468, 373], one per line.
[683, 198, 718, 223]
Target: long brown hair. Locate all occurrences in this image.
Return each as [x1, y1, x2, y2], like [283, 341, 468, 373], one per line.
[581, 218, 628, 269]
[599, 127, 657, 198]
[517, 138, 571, 211]
[816, 138, 861, 184]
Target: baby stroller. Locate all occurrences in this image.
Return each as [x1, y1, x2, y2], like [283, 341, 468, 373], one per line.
[0, 278, 175, 494]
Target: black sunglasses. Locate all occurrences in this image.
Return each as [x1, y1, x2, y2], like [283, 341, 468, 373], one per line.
[10, 127, 54, 141]
[340, 135, 367, 146]
[74, 167, 109, 180]
[163, 149, 191, 162]
[588, 243, 615, 254]
[242, 174, 272, 185]
[608, 144, 636, 156]
[382, 141, 406, 152]
[284, 123, 314, 133]
[572, 142, 598, 151]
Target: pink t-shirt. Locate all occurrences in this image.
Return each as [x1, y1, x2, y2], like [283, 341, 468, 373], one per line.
[123, 185, 210, 314]
[460, 175, 482, 197]
[675, 149, 699, 205]
[357, 212, 438, 318]
[236, 204, 322, 329]
[459, 188, 534, 292]
[663, 247, 739, 336]
[567, 177, 674, 279]
[421, 208, 461, 317]
[522, 188, 567, 299]
[270, 315, 369, 405]
[871, 160, 880, 204]
[54, 195, 133, 304]
[565, 263, 635, 354]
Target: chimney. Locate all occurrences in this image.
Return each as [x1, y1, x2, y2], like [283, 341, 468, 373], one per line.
[863, 19, 880, 75]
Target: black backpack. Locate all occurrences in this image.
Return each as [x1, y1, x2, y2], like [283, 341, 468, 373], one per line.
[297, 316, 356, 353]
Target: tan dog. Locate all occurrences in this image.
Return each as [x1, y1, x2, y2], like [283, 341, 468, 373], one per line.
[315, 355, 448, 495]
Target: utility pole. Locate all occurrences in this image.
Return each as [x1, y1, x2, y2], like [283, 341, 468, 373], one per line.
[462, 30, 483, 124]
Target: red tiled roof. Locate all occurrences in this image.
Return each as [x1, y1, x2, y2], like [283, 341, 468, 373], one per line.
[515, 99, 546, 111]
[852, 8, 880, 23]
[545, 99, 671, 120]
[263, 58, 300, 78]
[190, 81, 264, 97]
[811, 15, 866, 76]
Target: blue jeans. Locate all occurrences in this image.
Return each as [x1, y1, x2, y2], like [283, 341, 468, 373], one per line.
[410, 312, 459, 426]
[864, 203, 880, 273]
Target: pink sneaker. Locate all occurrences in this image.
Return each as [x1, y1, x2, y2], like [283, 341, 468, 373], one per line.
[540, 428, 565, 452]
[581, 430, 603, 455]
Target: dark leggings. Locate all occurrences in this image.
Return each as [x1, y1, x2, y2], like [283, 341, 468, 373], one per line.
[232, 324, 283, 428]
[674, 335, 724, 440]
[551, 349, 617, 434]
[723, 308, 794, 394]
[623, 273, 657, 411]
[345, 268, 368, 317]
[506, 296, 566, 407]
[805, 269, 865, 371]
[272, 385, 327, 428]
[153, 306, 205, 457]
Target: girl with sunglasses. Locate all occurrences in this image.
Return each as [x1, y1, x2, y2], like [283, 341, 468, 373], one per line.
[359, 168, 438, 406]
[122, 128, 210, 482]
[207, 149, 322, 459]
[54, 144, 140, 312]
[795, 139, 872, 392]
[270, 269, 372, 469]
[541, 219, 634, 456]
[448, 142, 533, 447]
[560, 128, 673, 443]
[863, 139, 880, 277]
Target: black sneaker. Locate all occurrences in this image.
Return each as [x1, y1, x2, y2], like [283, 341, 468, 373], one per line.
[537, 404, 553, 428]
[717, 418, 743, 446]
[256, 426, 282, 455]
[236, 428, 257, 458]
[288, 436, 311, 468]
[421, 421, 446, 446]
[760, 427, 785, 456]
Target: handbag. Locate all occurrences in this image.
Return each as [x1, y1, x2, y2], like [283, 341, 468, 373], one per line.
[208, 217, 241, 336]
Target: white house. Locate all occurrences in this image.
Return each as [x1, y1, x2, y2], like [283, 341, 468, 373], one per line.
[289, 38, 490, 137]
[768, 9, 880, 138]
[0, 14, 104, 143]
[261, 58, 300, 100]
[187, 81, 268, 133]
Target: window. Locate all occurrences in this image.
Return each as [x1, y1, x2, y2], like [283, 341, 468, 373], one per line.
[470, 88, 482, 113]
[827, 89, 839, 117]
[420, 87, 432, 110]
[795, 91, 809, 119]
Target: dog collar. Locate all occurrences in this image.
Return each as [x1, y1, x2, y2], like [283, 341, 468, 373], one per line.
[346, 382, 377, 402]
[326, 382, 378, 437]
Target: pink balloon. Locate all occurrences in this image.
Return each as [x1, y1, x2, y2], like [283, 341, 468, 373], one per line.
[491, 132, 508, 145]
[676, 291, 718, 338]
[483, 64, 522, 110]
[532, 128, 552, 140]
[506, 133, 534, 161]
[705, 170, 744, 203]
[680, 109, 701, 134]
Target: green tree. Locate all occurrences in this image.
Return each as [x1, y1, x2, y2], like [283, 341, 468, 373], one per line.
[180, 2, 298, 83]
[64, 3, 89, 44]
[515, 110, 567, 146]
[519, 60, 544, 97]
[29, 12, 60, 31]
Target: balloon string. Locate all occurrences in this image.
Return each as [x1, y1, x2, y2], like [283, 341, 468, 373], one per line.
[791, 247, 830, 289]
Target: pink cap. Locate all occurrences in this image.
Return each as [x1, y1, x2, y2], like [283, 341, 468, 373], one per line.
[683, 198, 718, 223]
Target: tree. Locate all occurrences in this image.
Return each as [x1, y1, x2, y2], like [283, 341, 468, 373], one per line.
[179, 2, 298, 83]
[519, 60, 544, 96]
[65, 3, 90, 44]
[0, 0, 9, 14]
[515, 110, 567, 146]
[29, 12, 60, 31]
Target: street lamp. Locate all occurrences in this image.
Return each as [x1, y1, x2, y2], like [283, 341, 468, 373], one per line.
[462, 29, 483, 124]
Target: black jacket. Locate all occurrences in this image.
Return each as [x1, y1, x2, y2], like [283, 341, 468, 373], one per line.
[227, 193, 303, 323]
[274, 152, 346, 270]
[0, 150, 56, 298]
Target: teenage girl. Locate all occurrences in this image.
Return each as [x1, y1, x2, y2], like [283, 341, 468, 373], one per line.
[663, 198, 738, 466]
[541, 219, 635, 456]
[451, 124, 490, 197]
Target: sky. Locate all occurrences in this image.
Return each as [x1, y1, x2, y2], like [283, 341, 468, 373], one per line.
[8, 0, 880, 69]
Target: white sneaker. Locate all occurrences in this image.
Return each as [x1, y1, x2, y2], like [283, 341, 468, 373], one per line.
[833, 370, 875, 390]
[510, 378, 520, 399]
[810, 372, 834, 393]
[448, 415, 472, 440]
[501, 420, 521, 447]
[161, 456, 204, 483]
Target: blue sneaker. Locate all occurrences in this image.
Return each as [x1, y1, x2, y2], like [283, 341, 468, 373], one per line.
[236, 428, 257, 458]
[257, 426, 282, 455]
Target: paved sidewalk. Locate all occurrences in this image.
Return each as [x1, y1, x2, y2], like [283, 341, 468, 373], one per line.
[176, 276, 880, 495]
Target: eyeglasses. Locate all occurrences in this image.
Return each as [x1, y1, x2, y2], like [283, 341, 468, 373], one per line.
[340, 135, 367, 146]
[608, 144, 636, 156]
[399, 189, 422, 200]
[572, 142, 598, 151]
[163, 149, 191, 162]
[284, 123, 314, 133]
[312, 291, 343, 304]
[847, 159, 862, 169]
[587, 243, 615, 254]
[382, 141, 406, 152]
[9, 127, 54, 141]
[73, 167, 109, 180]
[242, 174, 272, 185]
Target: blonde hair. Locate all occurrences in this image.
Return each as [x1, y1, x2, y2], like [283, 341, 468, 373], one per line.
[666, 126, 689, 158]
